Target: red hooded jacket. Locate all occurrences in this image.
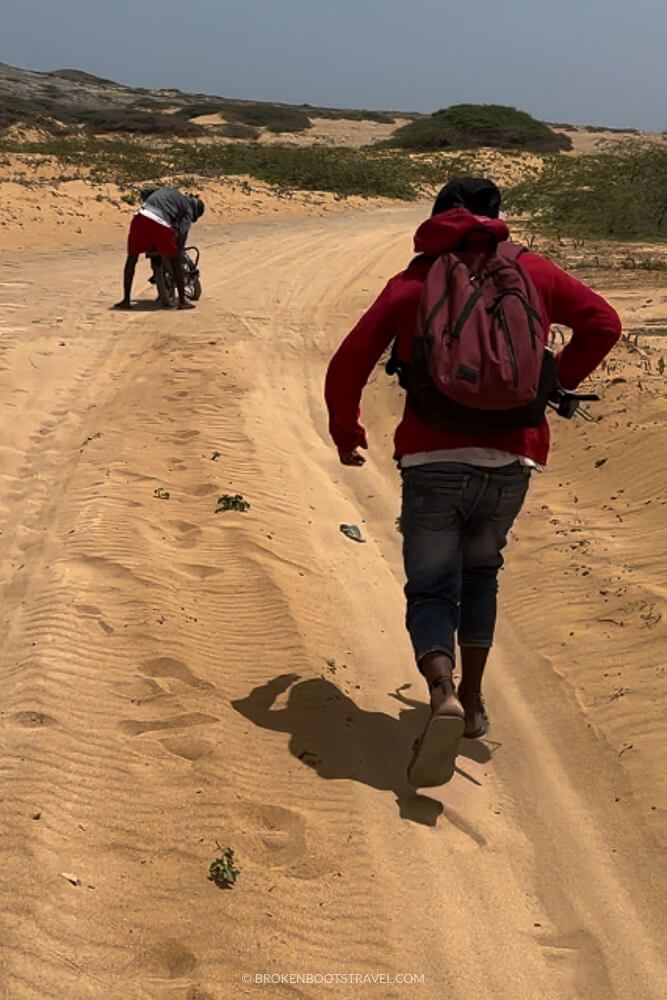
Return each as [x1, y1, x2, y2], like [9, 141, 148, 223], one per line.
[324, 209, 621, 466]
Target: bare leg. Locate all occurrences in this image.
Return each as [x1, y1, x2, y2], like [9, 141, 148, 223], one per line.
[459, 646, 490, 738]
[172, 255, 194, 310]
[114, 254, 138, 308]
[407, 651, 465, 788]
[420, 652, 464, 717]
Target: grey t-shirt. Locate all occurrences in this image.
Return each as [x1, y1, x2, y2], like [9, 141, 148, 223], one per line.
[142, 188, 195, 245]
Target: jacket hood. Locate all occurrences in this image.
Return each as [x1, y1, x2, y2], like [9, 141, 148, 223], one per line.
[414, 207, 509, 255]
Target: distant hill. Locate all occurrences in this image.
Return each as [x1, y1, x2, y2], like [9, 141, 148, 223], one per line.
[0, 60, 410, 130]
[50, 68, 123, 87]
[0, 60, 640, 150]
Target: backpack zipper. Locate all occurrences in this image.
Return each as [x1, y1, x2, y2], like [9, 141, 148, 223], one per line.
[498, 307, 519, 388]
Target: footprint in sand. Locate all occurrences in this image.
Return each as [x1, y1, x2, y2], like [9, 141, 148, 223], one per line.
[140, 657, 214, 691]
[171, 430, 200, 442]
[186, 483, 219, 497]
[119, 713, 219, 737]
[11, 711, 58, 728]
[74, 604, 115, 633]
[161, 736, 213, 761]
[168, 520, 203, 549]
[143, 939, 198, 979]
[232, 799, 329, 876]
[178, 564, 223, 580]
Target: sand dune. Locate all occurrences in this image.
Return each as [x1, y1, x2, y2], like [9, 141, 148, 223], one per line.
[0, 203, 664, 999]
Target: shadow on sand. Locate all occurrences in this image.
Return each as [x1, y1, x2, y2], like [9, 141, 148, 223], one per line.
[232, 674, 492, 828]
[110, 299, 168, 312]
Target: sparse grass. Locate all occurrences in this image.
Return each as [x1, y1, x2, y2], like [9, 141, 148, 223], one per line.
[506, 143, 667, 240]
[386, 104, 571, 152]
[0, 131, 476, 201]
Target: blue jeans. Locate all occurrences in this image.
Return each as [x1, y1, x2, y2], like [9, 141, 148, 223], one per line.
[400, 462, 530, 664]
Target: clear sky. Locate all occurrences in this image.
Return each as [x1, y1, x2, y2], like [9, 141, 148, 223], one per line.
[3, 0, 665, 130]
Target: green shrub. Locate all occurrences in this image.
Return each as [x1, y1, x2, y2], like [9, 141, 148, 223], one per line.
[386, 104, 571, 152]
[223, 102, 311, 133]
[506, 143, 667, 240]
[74, 108, 204, 136]
[175, 102, 227, 119]
[217, 123, 261, 140]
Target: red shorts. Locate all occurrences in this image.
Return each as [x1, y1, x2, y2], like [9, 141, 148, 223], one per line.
[127, 212, 179, 257]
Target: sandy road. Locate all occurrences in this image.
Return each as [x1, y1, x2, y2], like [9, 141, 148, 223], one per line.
[0, 208, 664, 999]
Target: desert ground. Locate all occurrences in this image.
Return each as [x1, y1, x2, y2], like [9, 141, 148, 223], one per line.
[0, 160, 665, 1000]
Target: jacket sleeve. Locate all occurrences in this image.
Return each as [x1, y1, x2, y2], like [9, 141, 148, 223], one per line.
[542, 260, 622, 389]
[324, 278, 405, 452]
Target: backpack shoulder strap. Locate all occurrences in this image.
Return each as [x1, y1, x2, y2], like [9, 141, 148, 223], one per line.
[497, 241, 528, 262]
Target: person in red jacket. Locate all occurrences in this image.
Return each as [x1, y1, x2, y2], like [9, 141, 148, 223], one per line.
[324, 177, 621, 788]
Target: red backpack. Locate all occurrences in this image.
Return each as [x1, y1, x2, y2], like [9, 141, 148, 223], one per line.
[406, 234, 558, 433]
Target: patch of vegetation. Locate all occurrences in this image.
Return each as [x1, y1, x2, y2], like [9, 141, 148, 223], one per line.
[0, 95, 203, 138]
[306, 106, 396, 124]
[225, 101, 311, 133]
[581, 124, 640, 135]
[0, 130, 471, 201]
[217, 123, 260, 140]
[0, 94, 44, 129]
[216, 493, 250, 512]
[173, 99, 311, 133]
[506, 143, 667, 240]
[386, 104, 571, 152]
[175, 101, 227, 119]
[208, 844, 240, 889]
[177, 142, 450, 198]
[73, 107, 204, 136]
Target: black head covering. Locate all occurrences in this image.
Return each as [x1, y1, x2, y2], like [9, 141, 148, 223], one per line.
[432, 177, 501, 219]
[189, 195, 205, 220]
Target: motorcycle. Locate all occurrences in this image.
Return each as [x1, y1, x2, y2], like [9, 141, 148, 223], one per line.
[147, 246, 202, 307]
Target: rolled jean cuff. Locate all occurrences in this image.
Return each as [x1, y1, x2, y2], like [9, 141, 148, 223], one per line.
[414, 643, 455, 665]
[457, 636, 493, 649]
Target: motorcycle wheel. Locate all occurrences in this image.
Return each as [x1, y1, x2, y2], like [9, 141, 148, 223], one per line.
[187, 277, 202, 301]
[154, 258, 176, 307]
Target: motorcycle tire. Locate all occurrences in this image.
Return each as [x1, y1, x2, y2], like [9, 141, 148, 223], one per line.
[154, 259, 176, 308]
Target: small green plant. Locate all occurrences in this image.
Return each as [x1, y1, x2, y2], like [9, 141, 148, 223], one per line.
[120, 191, 135, 204]
[216, 493, 250, 512]
[208, 844, 240, 888]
